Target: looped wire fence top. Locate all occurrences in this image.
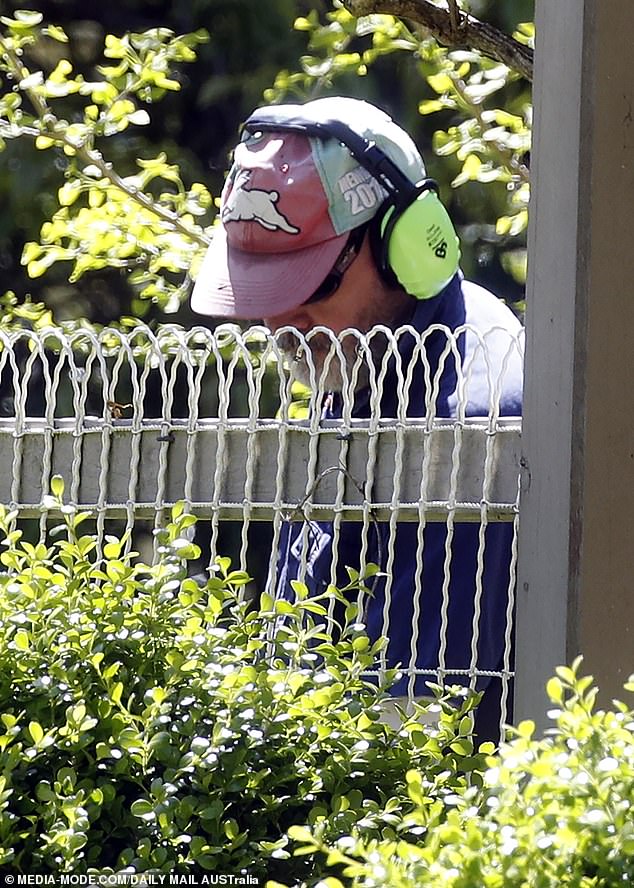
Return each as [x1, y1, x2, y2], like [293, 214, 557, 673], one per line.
[0, 321, 523, 725]
[0, 319, 523, 559]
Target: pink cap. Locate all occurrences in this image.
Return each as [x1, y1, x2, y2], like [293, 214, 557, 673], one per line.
[191, 132, 349, 319]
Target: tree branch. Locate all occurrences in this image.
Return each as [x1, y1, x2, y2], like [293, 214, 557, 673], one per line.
[342, 0, 533, 82]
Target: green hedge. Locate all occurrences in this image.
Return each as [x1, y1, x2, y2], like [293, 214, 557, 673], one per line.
[0, 489, 487, 880]
[5, 485, 630, 886]
[278, 661, 634, 888]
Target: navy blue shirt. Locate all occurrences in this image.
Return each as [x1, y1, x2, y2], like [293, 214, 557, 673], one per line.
[277, 274, 523, 696]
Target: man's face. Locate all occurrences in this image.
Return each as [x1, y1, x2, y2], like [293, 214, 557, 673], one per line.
[264, 234, 414, 391]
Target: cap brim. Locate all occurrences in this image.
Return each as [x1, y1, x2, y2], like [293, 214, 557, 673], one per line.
[191, 224, 349, 320]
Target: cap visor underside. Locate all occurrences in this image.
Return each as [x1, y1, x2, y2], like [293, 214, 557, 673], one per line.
[191, 224, 349, 320]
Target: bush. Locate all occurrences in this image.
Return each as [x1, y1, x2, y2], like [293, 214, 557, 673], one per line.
[283, 660, 634, 888]
[0, 489, 488, 880]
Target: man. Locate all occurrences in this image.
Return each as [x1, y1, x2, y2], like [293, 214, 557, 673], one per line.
[191, 96, 523, 741]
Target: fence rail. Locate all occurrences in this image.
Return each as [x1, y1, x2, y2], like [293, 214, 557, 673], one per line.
[0, 416, 521, 522]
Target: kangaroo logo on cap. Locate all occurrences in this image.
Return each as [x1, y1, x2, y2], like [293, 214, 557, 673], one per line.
[223, 172, 300, 235]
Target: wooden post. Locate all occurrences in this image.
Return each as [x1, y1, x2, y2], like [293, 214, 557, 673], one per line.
[515, 0, 634, 727]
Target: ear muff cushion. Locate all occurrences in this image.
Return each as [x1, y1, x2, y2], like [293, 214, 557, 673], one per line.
[372, 190, 461, 300]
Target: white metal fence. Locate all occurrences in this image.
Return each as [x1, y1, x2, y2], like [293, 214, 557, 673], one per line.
[0, 322, 523, 731]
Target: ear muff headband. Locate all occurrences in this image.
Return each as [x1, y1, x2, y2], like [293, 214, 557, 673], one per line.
[243, 114, 460, 300]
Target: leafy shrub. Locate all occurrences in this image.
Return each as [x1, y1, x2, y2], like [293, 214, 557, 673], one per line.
[0, 488, 488, 880]
[281, 660, 634, 888]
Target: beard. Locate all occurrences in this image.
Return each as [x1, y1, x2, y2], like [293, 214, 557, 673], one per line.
[277, 329, 383, 393]
[272, 275, 416, 394]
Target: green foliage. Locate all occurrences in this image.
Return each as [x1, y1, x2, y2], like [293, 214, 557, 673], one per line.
[0, 486, 488, 879]
[424, 43, 531, 225]
[0, 289, 54, 331]
[266, 7, 416, 97]
[276, 659, 634, 887]
[0, 11, 212, 314]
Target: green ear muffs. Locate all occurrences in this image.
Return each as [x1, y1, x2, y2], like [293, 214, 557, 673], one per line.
[370, 180, 461, 300]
